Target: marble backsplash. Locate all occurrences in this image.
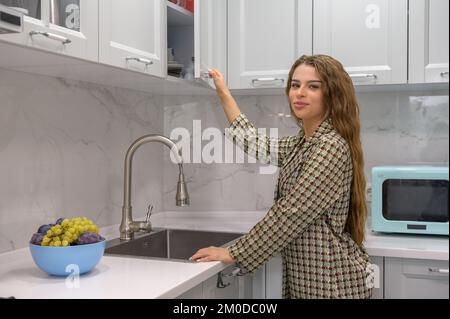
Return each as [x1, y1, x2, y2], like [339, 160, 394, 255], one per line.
[0, 68, 164, 253]
[0, 66, 448, 253]
[162, 89, 449, 212]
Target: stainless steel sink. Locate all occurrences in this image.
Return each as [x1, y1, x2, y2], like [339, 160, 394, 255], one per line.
[104, 228, 244, 261]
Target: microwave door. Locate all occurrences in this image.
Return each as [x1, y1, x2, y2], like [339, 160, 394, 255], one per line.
[382, 179, 449, 223]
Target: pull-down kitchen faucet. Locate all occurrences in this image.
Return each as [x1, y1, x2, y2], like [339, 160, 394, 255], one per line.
[120, 135, 189, 240]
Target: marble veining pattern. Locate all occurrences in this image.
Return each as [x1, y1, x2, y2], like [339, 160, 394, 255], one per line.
[0, 69, 164, 253]
[162, 90, 449, 212]
[0, 67, 448, 253]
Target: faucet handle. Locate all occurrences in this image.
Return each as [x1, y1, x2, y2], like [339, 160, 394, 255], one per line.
[146, 204, 153, 222]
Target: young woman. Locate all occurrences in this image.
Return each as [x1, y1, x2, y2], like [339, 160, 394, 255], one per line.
[190, 55, 373, 299]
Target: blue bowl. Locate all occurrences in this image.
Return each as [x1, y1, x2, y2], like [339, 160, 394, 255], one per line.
[29, 240, 106, 276]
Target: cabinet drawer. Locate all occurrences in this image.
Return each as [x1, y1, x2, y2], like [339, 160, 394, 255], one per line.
[385, 257, 449, 299]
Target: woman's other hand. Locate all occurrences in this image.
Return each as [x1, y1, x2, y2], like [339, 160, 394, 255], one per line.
[209, 68, 230, 96]
[190, 246, 235, 263]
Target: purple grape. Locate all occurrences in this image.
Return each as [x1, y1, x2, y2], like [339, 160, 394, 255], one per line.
[37, 224, 53, 235]
[55, 218, 64, 225]
[30, 233, 44, 245]
[76, 232, 105, 245]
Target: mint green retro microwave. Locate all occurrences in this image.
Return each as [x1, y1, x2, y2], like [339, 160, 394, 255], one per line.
[371, 166, 449, 236]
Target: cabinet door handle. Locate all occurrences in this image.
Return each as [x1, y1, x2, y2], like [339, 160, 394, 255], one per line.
[216, 271, 231, 288]
[29, 31, 71, 45]
[429, 268, 449, 274]
[440, 71, 449, 78]
[252, 78, 285, 87]
[349, 73, 378, 81]
[125, 57, 154, 66]
[216, 267, 244, 288]
[200, 71, 211, 79]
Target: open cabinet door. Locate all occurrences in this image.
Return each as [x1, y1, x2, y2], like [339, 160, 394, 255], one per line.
[194, 0, 227, 89]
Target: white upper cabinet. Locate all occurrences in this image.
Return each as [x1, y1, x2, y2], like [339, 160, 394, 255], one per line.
[313, 0, 408, 85]
[0, 0, 98, 61]
[194, 0, 227, 88]
[409, 0, 449, 83]
[227, 0, 313, 90]
[99, 0, 166, 78]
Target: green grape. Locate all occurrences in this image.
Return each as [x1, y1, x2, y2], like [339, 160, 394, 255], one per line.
[36, 216, 101, 246]
[42, 236, 50, 246]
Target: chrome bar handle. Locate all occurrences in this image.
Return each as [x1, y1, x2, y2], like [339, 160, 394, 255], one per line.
[350, 73, 378, 81]
[429, 268, 449, 274]
[440, 71, 449, 77]
[251, 77, 285, 87]
[125, 57, 154, 66]
[29, 31, 71, 45]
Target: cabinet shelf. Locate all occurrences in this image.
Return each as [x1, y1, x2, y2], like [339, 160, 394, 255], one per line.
[167, 1, 194, 27]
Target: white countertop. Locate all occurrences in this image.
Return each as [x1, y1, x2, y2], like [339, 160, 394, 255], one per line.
[0, 211, 448, 299]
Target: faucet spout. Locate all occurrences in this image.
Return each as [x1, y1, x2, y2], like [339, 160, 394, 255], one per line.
[120, 135, 189, 240]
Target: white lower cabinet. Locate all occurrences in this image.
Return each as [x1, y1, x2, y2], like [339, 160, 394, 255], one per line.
[369, 256, 384, 299]
[177, 256, 449, 299]
[385, 257, 449, 299]
[262, 255, 385, 299]
[177, 265, 253, 299]
[176, 282, 204, 299]
[265, 256, 283, 299]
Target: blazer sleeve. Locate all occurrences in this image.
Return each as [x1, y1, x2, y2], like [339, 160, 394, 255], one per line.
[228, 139, 351, 273]
[227, 113, 300, 167]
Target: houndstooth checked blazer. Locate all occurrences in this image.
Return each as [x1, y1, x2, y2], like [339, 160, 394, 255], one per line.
[226, 113, 373, 299]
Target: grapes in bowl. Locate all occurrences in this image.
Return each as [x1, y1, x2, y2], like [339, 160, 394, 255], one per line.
[29, 217, 105, 276]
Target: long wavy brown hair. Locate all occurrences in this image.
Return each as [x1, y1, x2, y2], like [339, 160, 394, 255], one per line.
[285, 54, 367, 247]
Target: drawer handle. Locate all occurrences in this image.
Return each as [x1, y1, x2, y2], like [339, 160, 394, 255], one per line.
[349, 73, 378, 81]
[428, 268, 449, 274]
[29, 31, 71, 45]
[125, 57, 154, 66]
[440, 71, 449, 77]
[252, 78, 285, 87]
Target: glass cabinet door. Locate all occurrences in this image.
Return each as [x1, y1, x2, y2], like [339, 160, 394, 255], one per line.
[0, 0, 41, 19]
[0, 0, 98, 62]
[49, 0, 80, 32]
[0, 0, 81, 30]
